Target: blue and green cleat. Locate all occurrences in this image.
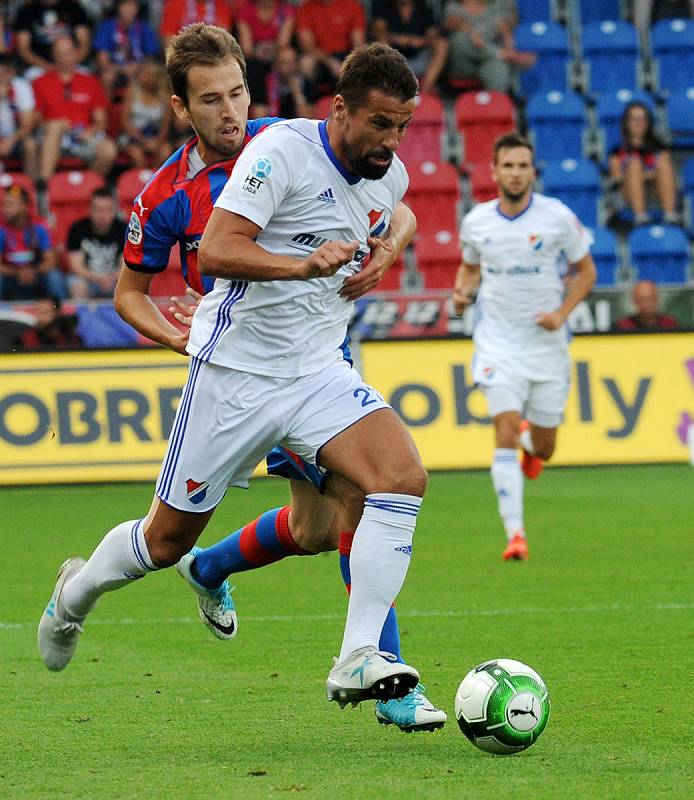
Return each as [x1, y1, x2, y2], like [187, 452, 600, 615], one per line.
[375, 683, 447, 732]
[176, 546, 237, 640]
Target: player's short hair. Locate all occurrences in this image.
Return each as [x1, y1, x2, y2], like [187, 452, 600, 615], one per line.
[493, 132, 534, 162]
[335, 43, 418, 111]
[166, 23, 247, 107]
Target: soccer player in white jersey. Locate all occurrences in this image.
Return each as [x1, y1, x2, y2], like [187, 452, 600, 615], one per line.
[39, 42, 428, 711]
[453, 132, 596, 561]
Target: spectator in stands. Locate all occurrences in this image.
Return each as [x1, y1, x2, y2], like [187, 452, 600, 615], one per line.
[0, 185, 63, 301]
[265, 45, 317, 118]
[66, 187, 127, 299]
[14, 293, 82, 349]
[443, 0, 535, 92]
[13, 0, 91, 76]
[296, 0, 366, 91]
[94, 0, 160, 94]
[159, 0, 234, 48]
[371, 0, 448, 94]
[634, 0, 694, 32]
[615, 279, 680, 331]
[236, 0, 295, 116]
[119, 59, 172, 168]
[32, 35, 117, 186]
[609, 101, 678, 226]
[0, 54, 38, 177]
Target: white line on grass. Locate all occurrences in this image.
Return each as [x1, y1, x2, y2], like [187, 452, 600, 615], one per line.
[1, 602, 692, 631]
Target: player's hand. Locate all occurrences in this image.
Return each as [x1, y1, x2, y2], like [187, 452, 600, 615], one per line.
[165, 328, 191, 356]
[299, 239, 358, 280]
[452, 287, 474, 315]
[339, 234, 395, 301]
[536, 310, 566, 331]
[169, 287, 202, 328]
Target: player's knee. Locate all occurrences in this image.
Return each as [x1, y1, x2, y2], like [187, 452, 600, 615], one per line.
[145, 526, 197, 568]
[372, 461, 428, 498]
[535, 442, 555, 460]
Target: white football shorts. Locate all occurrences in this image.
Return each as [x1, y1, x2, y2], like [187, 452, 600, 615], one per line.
[155, 357, 390, 512]
[473, 349, 571, 428]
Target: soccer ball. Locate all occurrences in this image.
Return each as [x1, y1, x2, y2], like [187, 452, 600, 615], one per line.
[455, 658, 550, 755]
[251, 158, 272, 179]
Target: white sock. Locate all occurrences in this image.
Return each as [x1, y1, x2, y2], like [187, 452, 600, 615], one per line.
[519, 427, 535, 455]
[338, 493, 421, 663]
[62, 519, 157, 619]
[491, 449, 525, 542]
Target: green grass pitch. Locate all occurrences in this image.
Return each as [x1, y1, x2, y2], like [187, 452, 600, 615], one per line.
[2, 466, 692, 799]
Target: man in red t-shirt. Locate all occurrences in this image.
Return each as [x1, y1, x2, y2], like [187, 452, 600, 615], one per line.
[615, 279, 680, 331]
[160, 0, 234, 47]
[296, 0, 365, 88]
[32, 35, 117, 185]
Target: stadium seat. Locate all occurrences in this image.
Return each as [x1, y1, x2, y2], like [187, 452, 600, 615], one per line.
[541, 158, 601, 228]
[581, 20, 640, 94]
[516, 0, 553, 23]
[629, 224, 690, 285]
[595, 89, 656, 157]
[396, 92, 445, 163]
[405, 160, 459, 233]
[414, 229, 461, 289]
[468, 161, 497, 203]
[76, 304, 139, 348]
[116, 168, 154, 219]
[589, 226, 620, 286]
[514, 21, 571, 95]
[313, 94, 332, 120]
[665, 88, 694, 147]
[577, 0, 621, 24]
[526, 90, 587, 162]
[651, 19, 694, 94]
[0, 171, 38, 211]
[455, 91, 514, 166]
[47, 170, 105, 250]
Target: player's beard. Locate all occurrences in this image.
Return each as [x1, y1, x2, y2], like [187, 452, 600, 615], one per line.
[500, 184, 531, 204]
[342, 139, 394, 180]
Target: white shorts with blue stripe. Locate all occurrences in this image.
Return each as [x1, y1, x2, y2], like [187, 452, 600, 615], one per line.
[155, 357, 390, 512]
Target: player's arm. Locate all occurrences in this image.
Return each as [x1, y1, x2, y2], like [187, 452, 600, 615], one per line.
[114, 263, 191, 355]
[199, 208, 358, 281]
[536, 253, 597, 331]
[339, 201, 416, 301]
[452, 260, 481, 315]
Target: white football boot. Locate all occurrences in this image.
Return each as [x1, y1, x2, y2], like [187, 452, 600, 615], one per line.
[176, 546, 237, 640]
[37, 557, 87, 671]
[326, 648, 419, 707]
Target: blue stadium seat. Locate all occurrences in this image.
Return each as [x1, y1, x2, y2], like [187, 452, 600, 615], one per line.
[514, 21, 571, 95]
[526, 90, 587, 162]
[542, 158, 601, 228]
[516, 0, 553, 22]
[76, 305, 139, 348]
[578, 0, 621, 24]
[629, 224, 690, 285]
[582, 20, 640, 94]
[595, 89, 656, 156]
[651, 19, 694, 93]
[666, 88, 694, 147]
[589, 227, 620, 286]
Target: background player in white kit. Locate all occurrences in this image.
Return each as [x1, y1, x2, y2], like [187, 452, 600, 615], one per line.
[453, 133, 596, 561]
[39, 43, 427, 708]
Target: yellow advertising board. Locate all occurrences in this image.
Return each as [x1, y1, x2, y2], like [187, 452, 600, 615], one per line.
[1, 335, 693, 485]
[360, 334, 694, 468]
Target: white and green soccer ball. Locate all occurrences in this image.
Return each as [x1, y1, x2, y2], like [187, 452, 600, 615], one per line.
[455, 658, 550, 755]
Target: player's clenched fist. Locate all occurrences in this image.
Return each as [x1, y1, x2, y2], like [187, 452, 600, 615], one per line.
[452, 287, 474, 316]
[300, 240, 359, 279]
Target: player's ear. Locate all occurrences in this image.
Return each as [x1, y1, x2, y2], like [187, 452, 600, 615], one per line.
[171, 94, 190, 123]
[332, 95, 347, 122]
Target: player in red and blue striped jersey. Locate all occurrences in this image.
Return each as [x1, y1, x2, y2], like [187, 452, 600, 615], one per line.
[101, 24, 444, 730]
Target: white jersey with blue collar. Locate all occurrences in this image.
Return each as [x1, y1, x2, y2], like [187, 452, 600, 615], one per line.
[187, 118, 408, 377]
[459, 192, 592, 357]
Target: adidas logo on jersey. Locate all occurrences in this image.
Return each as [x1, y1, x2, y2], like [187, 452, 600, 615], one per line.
[316, 187, 336, 205]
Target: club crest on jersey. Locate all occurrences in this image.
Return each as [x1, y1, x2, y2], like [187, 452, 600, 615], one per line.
[185, 478, 209, 505]
[529, 234, 543, 251]
[482, 365, 495, 379]
[127, 211, 142, 245]
[368, 208, 387, 237]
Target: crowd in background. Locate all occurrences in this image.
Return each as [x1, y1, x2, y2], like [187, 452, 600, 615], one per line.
[0, 0, 692, 347]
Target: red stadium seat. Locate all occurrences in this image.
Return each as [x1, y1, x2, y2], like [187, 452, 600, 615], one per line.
[313, 94, 333, 119]
[150, 245, 187, 297]
[396, 92, 445, 163]
[375, 254, 404, 291]
[414, 228, 461, 289]
[405, 160, 459, 234]
[117, 167, 154, 218]
[468, 161, 497, 203]
[47, 170, 105, 249]
[0, 172, 38, 211]
[455, 91, 515, 166]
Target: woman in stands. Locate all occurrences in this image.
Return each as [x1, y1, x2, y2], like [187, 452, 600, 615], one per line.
[609, 101, 678, 226]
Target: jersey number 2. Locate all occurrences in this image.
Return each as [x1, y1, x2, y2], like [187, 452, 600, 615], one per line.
[353, 387, 378, 407]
